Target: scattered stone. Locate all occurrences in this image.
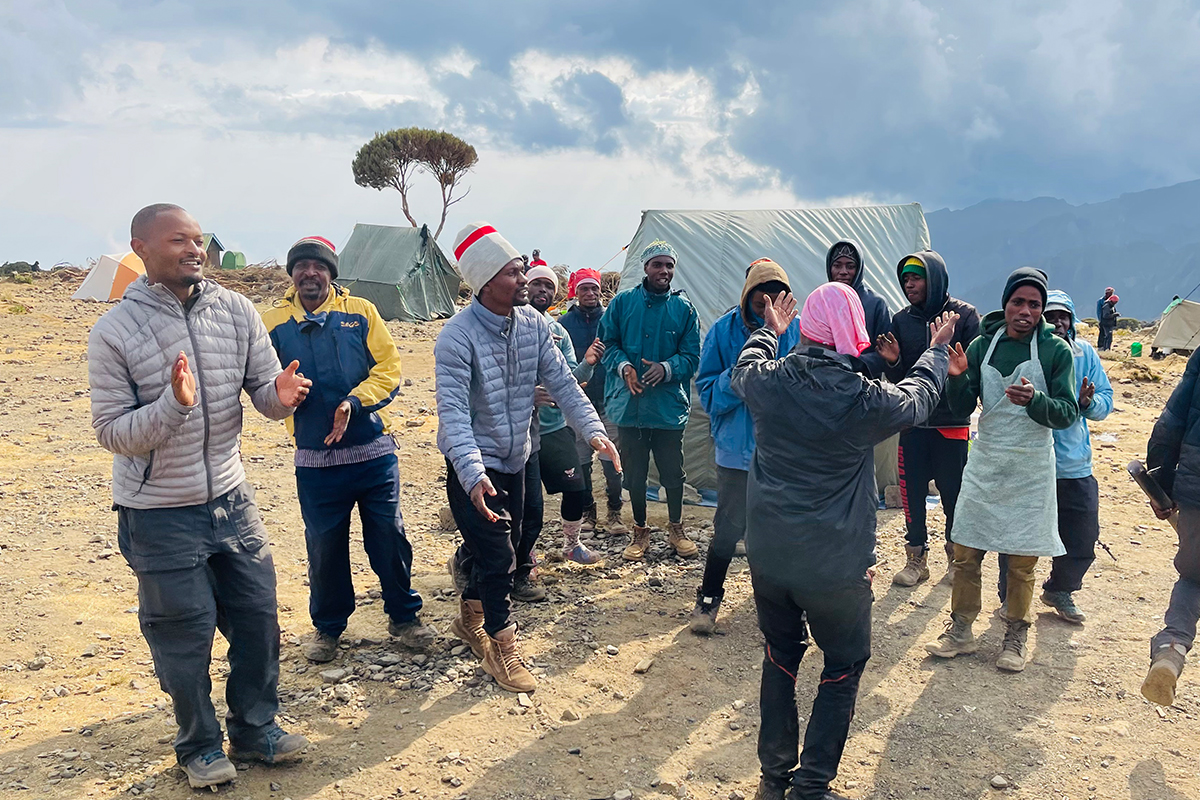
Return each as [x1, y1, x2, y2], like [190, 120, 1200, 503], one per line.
[990, 775, 1009, 789]
[568, 747, 582, 755]
[411, 654, 428, 666]
[729, 791, 746, 800]
[732, 699, 746, 711]
[450, 645, 469, 657]
[634, 658, 654, 674]
[405, 418, 426, 428]
[606, 644, 620, 656]
[320, 668, 350, 684]
[561, 708, 581, 722]
[334, 684, 356, 703]
[27, 656, 48, 670]
[438, 506, 458, 531]
[81, 645, 98, 658]
[129, 679, 146, 690]
[94, 631, 111, 640]
[270, 783, 281, 792]
[517, 692, 533, 708]
[613, 790, 633, 800]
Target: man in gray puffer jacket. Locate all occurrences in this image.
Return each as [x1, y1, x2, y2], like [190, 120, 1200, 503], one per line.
[436, 221, 618, 694]
[88, 204, 312, 789]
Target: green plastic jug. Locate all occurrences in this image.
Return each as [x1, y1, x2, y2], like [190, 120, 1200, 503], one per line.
[1131, 342, 1143, 358]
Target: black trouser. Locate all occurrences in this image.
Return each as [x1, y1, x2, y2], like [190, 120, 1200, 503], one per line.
[618, 426, 686, 526]
[752, 571, 873, 799]
[897, 428, 968, 549]
[699, 466, 747, 598]
[515, 451, 544, 582]
[446, 460, 524, 636]
[999, 475, 1100, 601]
[116, 483, 280, 766]
[295, 453, 423, 637]
[1098, 324, 1114, 350]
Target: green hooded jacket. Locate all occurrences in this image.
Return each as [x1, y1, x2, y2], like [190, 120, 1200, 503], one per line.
[946, 310, 1079, 429]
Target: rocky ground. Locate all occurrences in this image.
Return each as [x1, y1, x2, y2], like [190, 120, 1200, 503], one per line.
[0, 274, 1196, 800]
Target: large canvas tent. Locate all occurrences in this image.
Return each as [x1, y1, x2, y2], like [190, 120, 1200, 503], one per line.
[72, 252, 145, 301]
[1153, 299, 1200, 352]
[618, 205, 929, 496]
[338, 223, 461, 322]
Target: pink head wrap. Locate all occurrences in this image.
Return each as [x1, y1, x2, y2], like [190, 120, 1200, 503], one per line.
[800, 282, 871, 357]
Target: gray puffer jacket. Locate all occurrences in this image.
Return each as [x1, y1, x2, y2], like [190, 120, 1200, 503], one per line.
[435, 300, 604, 493]
[88, 277, 292, 509]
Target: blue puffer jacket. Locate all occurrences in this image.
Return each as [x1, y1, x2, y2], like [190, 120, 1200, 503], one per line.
[599, 281, 701, 430]
[697, 307, 800, 470]
[435, 300, 604, 492]
[1048, 290, 1114, 479]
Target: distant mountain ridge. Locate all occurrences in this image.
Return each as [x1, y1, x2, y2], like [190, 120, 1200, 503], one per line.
[925, 179, 1200, 321]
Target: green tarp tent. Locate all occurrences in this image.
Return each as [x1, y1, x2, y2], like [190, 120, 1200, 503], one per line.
[618, 204, 929, 498]
[338, 223, 462, 322]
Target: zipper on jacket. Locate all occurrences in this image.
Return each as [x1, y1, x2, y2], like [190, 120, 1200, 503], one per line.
[133, 450, 155, 495]
[183, 306, 215, 502]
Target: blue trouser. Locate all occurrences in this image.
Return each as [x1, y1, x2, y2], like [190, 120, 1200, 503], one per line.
[295, 453, 423, 637]
[117, 482, 280, 766]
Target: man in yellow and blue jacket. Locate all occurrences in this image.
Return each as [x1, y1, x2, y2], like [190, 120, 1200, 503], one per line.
[263, 236, 435, 662]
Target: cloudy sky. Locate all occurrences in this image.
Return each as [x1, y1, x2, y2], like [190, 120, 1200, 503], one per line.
[5, 0, 1200, 269]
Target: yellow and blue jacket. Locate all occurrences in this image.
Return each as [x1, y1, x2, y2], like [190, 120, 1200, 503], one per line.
[262, 286, 401, 451]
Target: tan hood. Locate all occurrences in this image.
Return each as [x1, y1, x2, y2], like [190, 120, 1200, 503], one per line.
[740, 258, 791, 327]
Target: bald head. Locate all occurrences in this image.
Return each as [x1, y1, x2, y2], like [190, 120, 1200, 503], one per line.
[129, 204, 205, 302]
[131, 203, 187, 240]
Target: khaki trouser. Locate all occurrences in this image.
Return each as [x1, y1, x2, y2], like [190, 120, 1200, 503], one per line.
[952, 544, 1038, 624]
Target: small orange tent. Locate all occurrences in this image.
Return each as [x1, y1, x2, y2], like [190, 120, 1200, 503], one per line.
[72, 252, 146, 301]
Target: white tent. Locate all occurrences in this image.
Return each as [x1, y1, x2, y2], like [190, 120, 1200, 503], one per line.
[618, 204, 930, 496]
[72, 252, 145, 301]
[1153, 299, 1200, 352]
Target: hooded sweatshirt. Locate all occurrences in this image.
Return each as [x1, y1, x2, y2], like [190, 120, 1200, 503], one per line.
[1046, 290, 1113, 479]
[825, 240, 892, 378]
[696, 259, 801, 471]
[946, 310, 1079, 430]
[883, 250, 981, 429]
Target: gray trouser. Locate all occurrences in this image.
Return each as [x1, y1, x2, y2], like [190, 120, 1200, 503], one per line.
[117, 482, 281, 765]
[1152, 505, 1200, 656]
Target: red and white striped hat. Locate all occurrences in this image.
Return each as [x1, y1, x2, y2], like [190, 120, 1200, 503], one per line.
[453, 221, 521, 293]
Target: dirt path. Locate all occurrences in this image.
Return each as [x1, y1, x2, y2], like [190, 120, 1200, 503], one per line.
[0, 276, 1196, 800]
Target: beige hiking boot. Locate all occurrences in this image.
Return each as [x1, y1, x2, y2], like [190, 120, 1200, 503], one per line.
[606, 507, 629, 536]
[892, 545, 930, 587]
[450, 598, 487, 658]
[580, 503, 598, 533]
[667, 522, 699, 558]
[925, 614, 978, 658]
[996, 619, 1030, 672]
[483, 623, 537, 693]
[1142, 643, 1187, 706]
[623, 525, 652, 561]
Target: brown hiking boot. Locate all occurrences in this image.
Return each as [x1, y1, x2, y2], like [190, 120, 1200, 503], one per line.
[301, 631, 340, 663]
[667, 522, 699, 558]
[623, 525, 652, 561]
[483, 623, 537, 693]
[892, 545, 930, 587]
[1142, 643, 1187, 706]
[606, 506, 629, 536]
[996, 619, 1030, 672]
[450, 598, 487, 658]
[580, 503, 598, 533]
[925, 614, 978, 658]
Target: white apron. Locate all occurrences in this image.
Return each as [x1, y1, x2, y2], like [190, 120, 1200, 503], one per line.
[951, 329, 1065, 557]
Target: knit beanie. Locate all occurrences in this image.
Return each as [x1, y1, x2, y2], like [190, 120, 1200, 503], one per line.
[287, 236, 338, 278]
[453, 222, 521, 294]
[1001, 266, 1048, 307]
[525, 265, 559, 293]
[640, 239, 678, 265]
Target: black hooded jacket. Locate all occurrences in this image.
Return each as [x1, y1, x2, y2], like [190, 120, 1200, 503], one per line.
[825, 240, 893, 378]
[883, 249, 981, 429]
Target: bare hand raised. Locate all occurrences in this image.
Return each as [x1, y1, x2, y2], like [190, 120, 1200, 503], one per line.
[324, 400, 352, 446]
[1078, 376, 1095, 410]
[763, 292, 798, 337]
[929, 311, 961, 347]
[534, 386, 556, 408]
[641, 358, 666, 386]
[947, 342, 968, 377]
[276, 360, 312, 408]
[622, 364, 644, 396]
[584, 339, 605, 366]
[875, 332, 900, 366]
[1005, 376, 1035, 406]
[171, 351, 196, 407]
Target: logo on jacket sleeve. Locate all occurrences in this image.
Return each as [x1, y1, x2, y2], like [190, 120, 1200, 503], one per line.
[341, 320, 361, 328]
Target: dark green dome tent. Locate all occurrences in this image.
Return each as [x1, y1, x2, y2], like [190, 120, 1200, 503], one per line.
[338, 223, 462, 322]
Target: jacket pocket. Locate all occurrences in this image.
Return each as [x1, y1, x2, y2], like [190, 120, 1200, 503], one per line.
[132, 451, 156, 495]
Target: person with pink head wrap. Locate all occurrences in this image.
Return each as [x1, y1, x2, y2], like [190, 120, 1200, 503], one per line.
[730, 286, 962, 800]
[799, 281, 872, 357]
